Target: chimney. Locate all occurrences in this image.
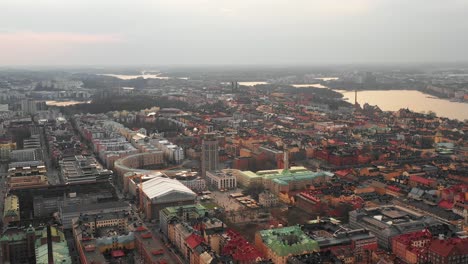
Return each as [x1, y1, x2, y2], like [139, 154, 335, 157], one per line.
[283, 146, 289, 170]
[47, 225, 54, 264]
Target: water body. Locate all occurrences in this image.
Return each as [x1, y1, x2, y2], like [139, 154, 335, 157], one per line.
[238, 81, 269, 86]
[292, 84, 328, 88]
[98, 73, 170, 80]
[315, 77, 339, 81]
[46, 100, 90, 106]
[338, 90, 468, 121]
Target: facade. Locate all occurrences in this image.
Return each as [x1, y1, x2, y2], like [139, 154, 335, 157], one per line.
[201, 133, 219, 177]
[0, 140, 15, 161]
[159, 204, 208, 237]
[255, 225, 319, 264]
[3, 195, 20, 225]
[427, 237, 468, 264]
[174, 171, 206, 191]
[10, 148, 40, 162]
[7, 161, 48, 190]
[114, 151, 164, 189]
[391, 230, 432, 264]
[259, 191, 279, 207]
[350, 205, 442, 249]
[20, 99, 38, 114]
[236, 170, 262, 187]
[238, 166, 333, 194]
[60, 201, 131, 229]
[206, 170, 237, 190]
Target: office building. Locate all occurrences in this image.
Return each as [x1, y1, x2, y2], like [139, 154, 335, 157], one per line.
[59, 155, 112, 184]
[201, 133, 219, 177]
[350, 205, 443, 249]
[205, 170, 237, 190]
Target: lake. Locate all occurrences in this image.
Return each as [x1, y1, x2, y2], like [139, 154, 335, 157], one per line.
[338, 90, 468, 121]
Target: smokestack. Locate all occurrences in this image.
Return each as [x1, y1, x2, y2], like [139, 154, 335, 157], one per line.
[355, 89, 357, 105]
[283, 146, 289, 170]
[47, 225, 54, 264]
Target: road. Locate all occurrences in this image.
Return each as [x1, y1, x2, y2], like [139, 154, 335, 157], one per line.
[39, 126, 62, 185]
[130, 204, 182, 264]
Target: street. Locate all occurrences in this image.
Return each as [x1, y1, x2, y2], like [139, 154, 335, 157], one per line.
[39, 127, 62, 185]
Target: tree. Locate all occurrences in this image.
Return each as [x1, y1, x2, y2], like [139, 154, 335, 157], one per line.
[242, 182, 265, 201]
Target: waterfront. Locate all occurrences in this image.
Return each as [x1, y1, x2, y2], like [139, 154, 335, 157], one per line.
[338, 90, 468, 121]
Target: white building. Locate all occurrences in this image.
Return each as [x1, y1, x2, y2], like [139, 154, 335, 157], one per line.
[206, 170, 237, 190]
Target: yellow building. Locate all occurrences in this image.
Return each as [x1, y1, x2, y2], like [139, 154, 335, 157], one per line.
[0, 141, 16, 161]
[3, 195, 20, 225]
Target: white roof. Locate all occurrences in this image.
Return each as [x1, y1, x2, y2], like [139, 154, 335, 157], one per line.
[142, 177, 196, 200]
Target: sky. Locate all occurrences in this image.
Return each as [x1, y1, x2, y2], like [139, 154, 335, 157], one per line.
[1, 0, 468, 66]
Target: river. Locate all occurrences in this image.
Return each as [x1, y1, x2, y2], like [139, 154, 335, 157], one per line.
[338, 90, 468, 121]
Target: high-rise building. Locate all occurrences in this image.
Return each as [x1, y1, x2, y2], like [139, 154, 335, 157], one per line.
[201, 133, 219, 177]
[21, 99, 37, 114]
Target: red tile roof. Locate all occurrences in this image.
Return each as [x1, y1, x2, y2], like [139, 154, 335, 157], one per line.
[222, 229, 263, 262]
[185, 233, 204, 249]
[410, 175, 436, 186]
[429, 238, 468, 257]
[386, 185, 401, 192]
[438, 200, 454, 210]
[111, 250, 125, 258]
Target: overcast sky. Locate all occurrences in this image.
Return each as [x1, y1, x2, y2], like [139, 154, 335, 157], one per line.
[1, 0, 468, 66]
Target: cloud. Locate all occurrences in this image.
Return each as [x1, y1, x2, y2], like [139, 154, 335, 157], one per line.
[0, 32, 123, 65]
[0, 31, 122, 44]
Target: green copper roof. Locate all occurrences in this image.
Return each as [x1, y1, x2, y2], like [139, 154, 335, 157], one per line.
[35, 241, 72, 264]
[259, 225, 319, 257]
[161, 204, 207, 217]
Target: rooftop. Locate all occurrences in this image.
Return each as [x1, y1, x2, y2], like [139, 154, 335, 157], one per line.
[142, 176, 196, 201]
[258, 225, 319, 257]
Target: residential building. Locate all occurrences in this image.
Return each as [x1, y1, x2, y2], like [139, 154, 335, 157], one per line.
[427, 237, 468, 264]
[60, 201, 130, 229]
[3, 195, 20, 225]
[7, 161, 48, 190]
[159, 204, 208, 237]
[259, 191, 279, 207]
[255, 225, 319, 264]
[391, 230, 432, 264]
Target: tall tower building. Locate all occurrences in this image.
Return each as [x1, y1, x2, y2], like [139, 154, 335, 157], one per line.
[201, 133, 219, 177]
